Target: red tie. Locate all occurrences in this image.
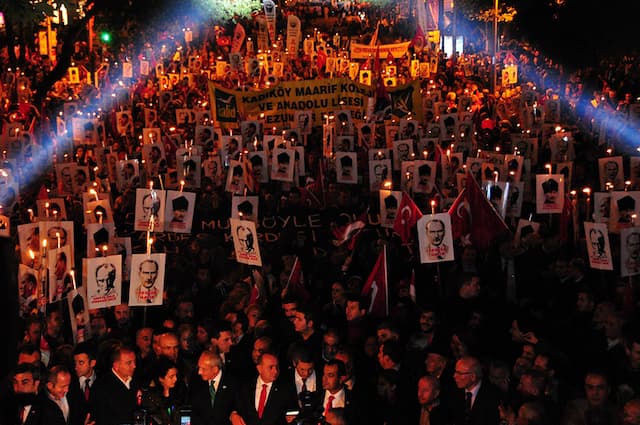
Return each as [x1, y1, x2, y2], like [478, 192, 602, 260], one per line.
[324, 395, 335, 417]
[84, 378, 91, 401]
[257, 384, 268, 418]
[19, 407, 25, 424]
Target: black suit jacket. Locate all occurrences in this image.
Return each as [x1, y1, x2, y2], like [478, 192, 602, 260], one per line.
[234, 378, 298, 425]
[306, 388, 361, 425]
[39, 391, 86, 425]
[1, 393, 44, 425]
[22, 404, 43, 425]
[449, 381, 501, 425]
[190, 372, 239, 425]
[89, 372, 139, 425]
[281, 369, 322, 413]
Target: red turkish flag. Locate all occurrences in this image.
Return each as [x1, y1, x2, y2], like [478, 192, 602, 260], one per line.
[285, 256, 310, 303]
[449, 172, 510, 249]
[361, 246, 388, 318]
[559, 194, 574, 242]
[393, 192, 423, 244]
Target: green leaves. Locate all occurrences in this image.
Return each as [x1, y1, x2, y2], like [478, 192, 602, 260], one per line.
[195, 0, 262, 21]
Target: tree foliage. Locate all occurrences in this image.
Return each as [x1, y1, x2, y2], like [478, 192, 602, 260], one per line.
[470, 5, 517, 23]
[194, 0, 262, 22]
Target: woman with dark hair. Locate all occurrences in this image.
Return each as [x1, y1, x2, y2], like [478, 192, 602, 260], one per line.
[142, 357, 184, 424]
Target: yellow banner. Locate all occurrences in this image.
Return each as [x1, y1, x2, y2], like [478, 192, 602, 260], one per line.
[209, 78, 374, 129]
[350, 42, 412, 59]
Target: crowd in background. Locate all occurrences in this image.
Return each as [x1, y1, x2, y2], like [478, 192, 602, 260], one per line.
[2, 2, 640, 425]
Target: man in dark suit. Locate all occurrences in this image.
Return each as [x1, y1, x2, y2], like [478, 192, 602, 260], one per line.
[72, 342, 97, 406]
[306, 359, 361, 425]
[230, 352, 298, 425]
[417, 375, 450, 425]
[449, 356, 501, 425]
[283, 346, 321, 416]
[2, 364, 43, 425]
[291, 305, 323, 367]
[40, 365, 87, 425]
[211, 321, 235, 370]
[89, 346, 139, 425]
[191, 351, 238, 425]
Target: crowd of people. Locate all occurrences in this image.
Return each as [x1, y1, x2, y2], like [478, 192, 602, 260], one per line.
[2, 1, 640, 425]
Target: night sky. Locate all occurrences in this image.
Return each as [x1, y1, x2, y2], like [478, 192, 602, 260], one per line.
[513, 0, 636, 69]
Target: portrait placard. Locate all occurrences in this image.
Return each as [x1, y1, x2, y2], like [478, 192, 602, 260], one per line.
[129, 253, 166, 306]
[418, 213, 454, 264]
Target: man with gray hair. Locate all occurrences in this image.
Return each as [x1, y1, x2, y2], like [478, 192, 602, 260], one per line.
[451, 356, 501, 425]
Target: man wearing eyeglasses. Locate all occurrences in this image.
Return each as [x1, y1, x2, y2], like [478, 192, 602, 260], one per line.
[450, 356, 501, 425]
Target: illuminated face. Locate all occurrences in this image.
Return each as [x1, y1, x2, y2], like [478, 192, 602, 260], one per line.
[292, 311, 310, 333]
[198, 355, 218, 381]
[623, 401, 640, 425]
[214, 330, 233, 354]
[74, 353, 95, 378]
[252, 339, 270, 364]
[159, 334, 179, 361]
[322, 363, 343, 393]
[257, 353, 279, 383]
[453, 359, 476, 390]
[136, 328, 153, 354]
[13, 372, 39, 394]
[323, 334, 339, 360]
[417, 378, 438, 405]
[345, 300, 363, 322]
[48, 371, 71, 400]
[295, 360, 314, 381]
[419, 311, 436, 332]
[114, 351, 136, 380]
[159, 367, 178, 391]
[628, 342, 640, 369]
[585, 374, 608, 408]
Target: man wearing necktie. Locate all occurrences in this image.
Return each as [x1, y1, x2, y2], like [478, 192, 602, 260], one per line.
[451, 356, 502, 425]
[73, 343, 97, 404]
[229, 352, 297, 425]
[190, 351, 238, 425]
[306, 359, 360, 425]
[6, 364, 42, 425]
